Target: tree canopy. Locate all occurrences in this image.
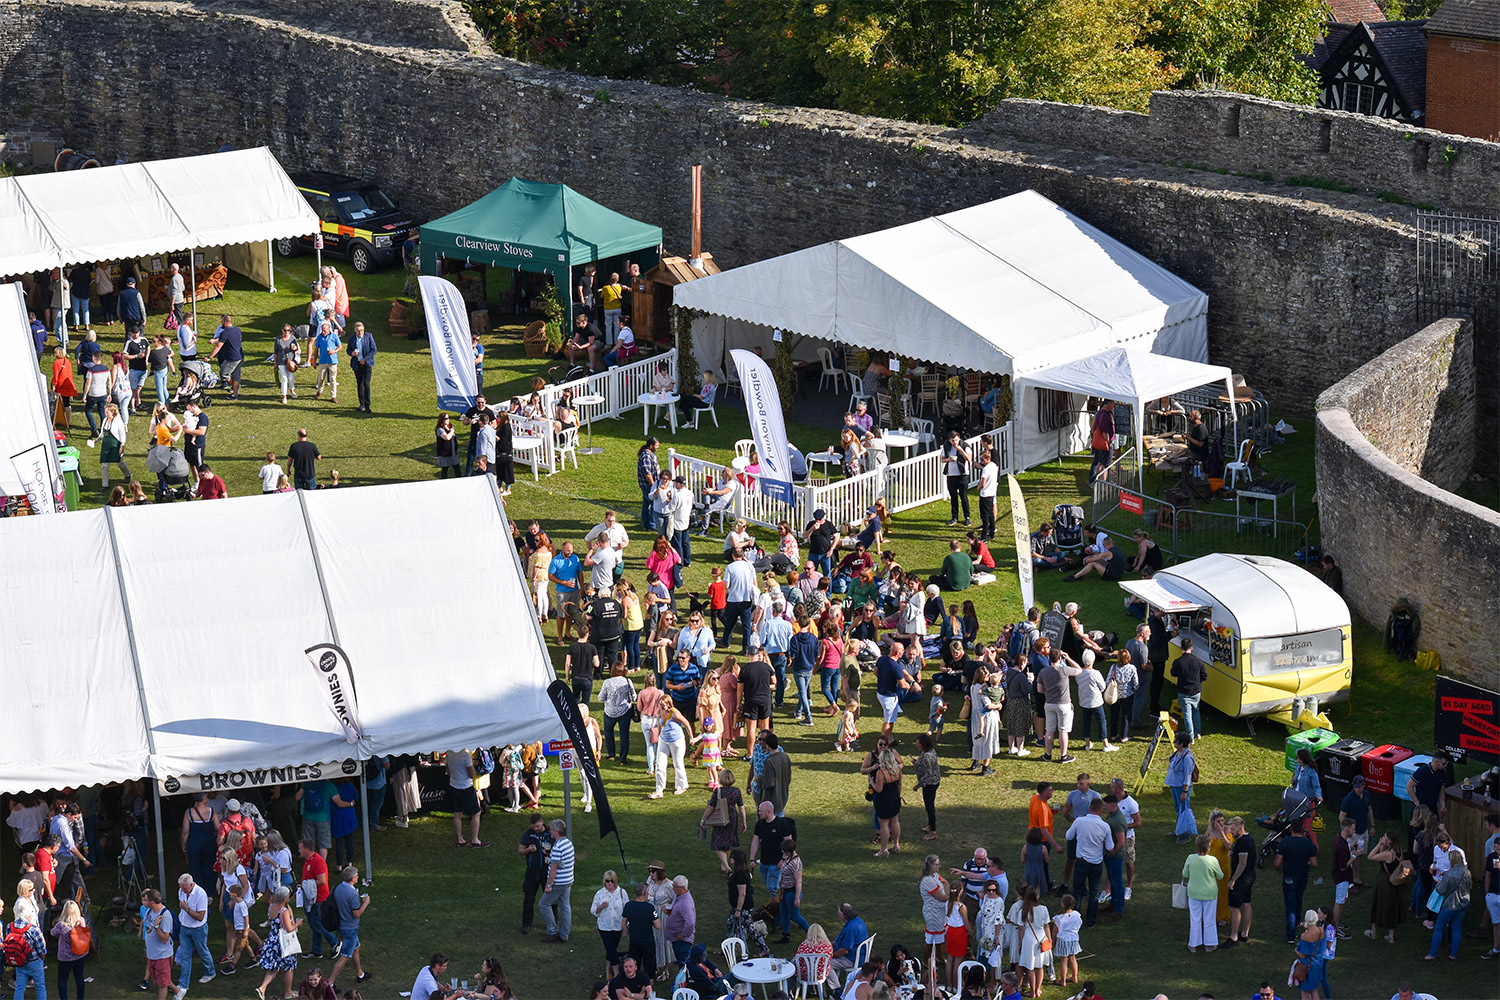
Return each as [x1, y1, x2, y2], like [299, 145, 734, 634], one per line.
[466, 0, 1330, 123]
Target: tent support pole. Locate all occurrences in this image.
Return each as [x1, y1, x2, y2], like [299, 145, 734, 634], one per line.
[267, 240, 276, 294]
[153, 785, 167, 893]
[358, 773, 372, 884]
[188, 253, 197, 335]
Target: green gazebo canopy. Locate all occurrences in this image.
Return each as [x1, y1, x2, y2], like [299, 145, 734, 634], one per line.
[420, 177, 662, 272]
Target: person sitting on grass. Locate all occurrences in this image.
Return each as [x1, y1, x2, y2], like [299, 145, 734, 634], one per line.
[1031, 523, 1066, 568]
[928, 540, 973, 592]
[1071, 535, 1127, 582]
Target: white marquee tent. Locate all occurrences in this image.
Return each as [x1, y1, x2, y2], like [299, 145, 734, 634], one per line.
[0, 476, 561, 796]
[671, 189, 1210, 463]
[1015, 347, 1234, 472]
[0, 282, 56, 497]
[0, 146, 318, 275]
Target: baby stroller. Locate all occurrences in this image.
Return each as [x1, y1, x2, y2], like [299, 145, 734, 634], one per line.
[1256, 787, 1315, 868]
[168, 358, 218, 413]
[1053, 503, 1085, 550]
[146, 443, 191, 502]
[548, 362, 590, 385]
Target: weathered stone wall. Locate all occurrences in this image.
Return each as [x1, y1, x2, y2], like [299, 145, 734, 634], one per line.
[1316, 317, 1496, 687]
[974, 90, 1500, 214]
[0, 0, 1487, 426]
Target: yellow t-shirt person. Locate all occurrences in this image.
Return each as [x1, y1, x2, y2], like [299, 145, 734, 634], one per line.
[599, 281, 624, 311]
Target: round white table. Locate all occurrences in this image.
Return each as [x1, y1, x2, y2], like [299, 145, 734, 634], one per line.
[883, 431, 919, 461]
[731, 957, 797, 998]
[511, 435, 544, 481]
[807, 450, 841, 481]
[573, 393, 606, 454]
[639, 391, 679, 436]
[731, 455, 751, 472]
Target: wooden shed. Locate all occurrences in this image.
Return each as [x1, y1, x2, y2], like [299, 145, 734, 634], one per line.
[634, 253, 720, 345]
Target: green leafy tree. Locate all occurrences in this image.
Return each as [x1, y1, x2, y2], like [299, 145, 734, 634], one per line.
[1149, 0, 1325, 103]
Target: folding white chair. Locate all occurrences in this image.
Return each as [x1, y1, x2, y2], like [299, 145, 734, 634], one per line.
[554, 427, 579, 471]
[817, 347, 846, 394]
[687, 384, 719, 429]
[795, 952, 831, 999]
[1224, 437, 1255, 489]
[720, 936, 747, 967]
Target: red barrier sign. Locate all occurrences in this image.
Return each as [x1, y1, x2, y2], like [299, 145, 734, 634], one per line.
[1120, 492, 1144, 515]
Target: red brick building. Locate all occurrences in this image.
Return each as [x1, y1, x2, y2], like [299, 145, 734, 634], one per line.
[1424, 0, 1500, 140]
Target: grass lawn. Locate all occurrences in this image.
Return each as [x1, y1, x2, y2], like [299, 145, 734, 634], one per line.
[17, 262, 1479, 1000]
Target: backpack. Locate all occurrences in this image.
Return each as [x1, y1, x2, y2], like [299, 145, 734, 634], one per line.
[1008, 621, 1036, 662]
[302, 783, 327, 813]
[474, 747, 495, 777]
[320, 892, 341, 930]
[3, 923, 32, 966]
[1385, 599, 1420, 661]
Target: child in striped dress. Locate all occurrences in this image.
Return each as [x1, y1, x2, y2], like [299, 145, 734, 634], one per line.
[692, 716, 722, 788]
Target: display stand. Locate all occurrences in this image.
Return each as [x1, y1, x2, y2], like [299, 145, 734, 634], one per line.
[1133, 712, 1176, 796]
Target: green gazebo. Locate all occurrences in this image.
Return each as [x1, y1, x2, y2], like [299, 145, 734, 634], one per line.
[419, 177, 663, 326]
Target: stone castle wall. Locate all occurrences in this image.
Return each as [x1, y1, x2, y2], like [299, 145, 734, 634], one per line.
[1316, 317, 1495, 686]
[0, 0, 1491, 423]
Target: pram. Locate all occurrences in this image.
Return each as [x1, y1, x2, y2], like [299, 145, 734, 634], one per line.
[146, 443, 192, 502]
[547, 362, 590, 385]
[168, 358, 218, 413]
[1256, 787, 1316, 868]
[1053, 503, 1085, 550]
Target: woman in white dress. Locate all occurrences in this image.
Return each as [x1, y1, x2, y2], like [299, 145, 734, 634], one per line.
[969, 668, 1003, 776]
[1010, 886, 1051, 1000]
[976, 877, 1008, 975]
[647, 864, 676, 978]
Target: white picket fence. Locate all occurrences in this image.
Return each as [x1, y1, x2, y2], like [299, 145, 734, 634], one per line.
[668, 423, 1013, 533]
[522, 350, 676, 474]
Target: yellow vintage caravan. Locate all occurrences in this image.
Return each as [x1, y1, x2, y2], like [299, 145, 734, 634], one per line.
[1119, 554, 1351, 732]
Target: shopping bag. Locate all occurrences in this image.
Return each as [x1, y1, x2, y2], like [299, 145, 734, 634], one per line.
[1172, 883, 1188, 909]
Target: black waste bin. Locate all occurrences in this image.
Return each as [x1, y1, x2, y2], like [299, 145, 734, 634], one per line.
[1318, 738, 1375, 815]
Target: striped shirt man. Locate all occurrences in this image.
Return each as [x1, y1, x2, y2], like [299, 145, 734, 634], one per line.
[548, 831, 575, 887]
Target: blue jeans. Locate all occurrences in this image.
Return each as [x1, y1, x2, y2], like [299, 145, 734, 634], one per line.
[780, 897, 810, 935]
[760, 863, 781, 894]
[71, 297, 90, 328]
[641, 717, 657, 772]
[721, 602, 753, 652]
[623, 629, 641, 673]
[295, 475, 317, 490]
[367, 781, 387, 827]
[1131, 680, 1151, 727]
[83, 395, 106, 437]
[176, 922, 213, 990]
[673, 528, 692, 566]
[604, 712, 631, 760]
[152, 368, 169, 402]
[1104, 855, 1125, 914]
[1282, 877, 1307, 941]
[1178, 692, 1202, 741]
[1077, 704, 1108, 743]
[812, 553, 831, 577]
[306, 898, 340, 957]
[1072, 858, 1102, 926]
[641, 489, 655, 532]
[1428, 906, 1463, 958]
[768, 652, 788, 706]
[793, 670, 813, 721]
[819, 668, 840, 708]
[54, 311, 69, 351]
[14, 957, 46, 999]
[1169, 784, 1198, 837]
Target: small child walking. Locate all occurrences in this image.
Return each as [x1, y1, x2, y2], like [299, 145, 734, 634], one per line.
[706, 567, 727, 632]
[836, 699, 861, 751]
[1052, 893, 1083, 986]
[927, 685, 948, 739]
[691, 715, 722, 788]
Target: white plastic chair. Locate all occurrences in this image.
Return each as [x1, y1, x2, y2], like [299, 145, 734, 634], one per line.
[1224, 437, 1255, 489]
[673, 989, 700, 1000]
[795, 952, 831, 999]
[817, 347, 846, 394]
[734, 439, 755, 461]
[688, 383, 719, 429]
[554, 427, 579, 471]
[721, 936, 747, 967]
[852, 932, 876, 969]
[908, 417, 936, 452]
[957, 960, 987, 992]
[703, 480, 739, 534]
[848, 388, 874, 414]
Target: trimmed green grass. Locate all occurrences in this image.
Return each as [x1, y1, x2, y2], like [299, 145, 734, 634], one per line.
[19, 264, 1476, 1000]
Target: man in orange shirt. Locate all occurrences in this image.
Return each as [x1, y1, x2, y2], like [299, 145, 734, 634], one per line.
[1028, 781, 1062, 892]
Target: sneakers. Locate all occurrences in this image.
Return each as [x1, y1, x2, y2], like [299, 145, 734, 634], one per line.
[1040, 752, 1054, 762]
[1016, 748, 1032, 757]
[175, 989, 188, 1000]
[1336, 925, 1351, 939]
[1482, 949, 1498, 959]
[1102, 744, 1120, 752]
[199, 971, 217, 983]
[1059, 753, 1077, 763]
[946, 519, 958, 526]
[1097, 890, 1111, 904]
[1123, 887, 1132, 901]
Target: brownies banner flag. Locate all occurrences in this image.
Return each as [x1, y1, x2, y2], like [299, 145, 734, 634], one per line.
[418, 275, 478, 413]
[305, 643, 364, 745]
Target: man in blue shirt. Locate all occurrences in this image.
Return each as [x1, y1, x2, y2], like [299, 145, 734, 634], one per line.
[875, 642, 920, 738]
[1274, 820, 1318, 943]
[547, 541, 582, 643]
[29, 312, 48, 355]
[118, 275, 146, 335]
[315, 320, 342, 403]
[787, 617, 820, 726]
[829, 903, 869, 980]
[348, 320, 377, 413]
[209, 313, 245, 399]
[665, 649, 701, 719]
[760, 606, 793, 709]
